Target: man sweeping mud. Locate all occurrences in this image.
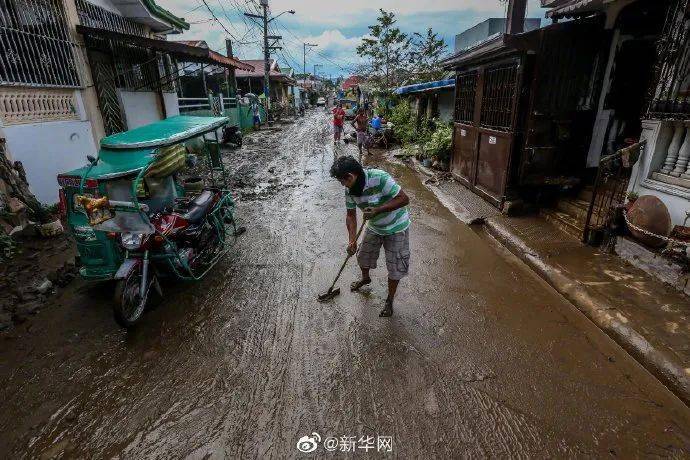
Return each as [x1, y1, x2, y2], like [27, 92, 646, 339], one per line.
[330, 156, 410, 317]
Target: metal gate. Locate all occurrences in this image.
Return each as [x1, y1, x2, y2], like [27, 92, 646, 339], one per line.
[583, 141, 645, 244]
[88, 50, 126, 135]
[451, 70, 478, 182]
[452, 60, 521, 206]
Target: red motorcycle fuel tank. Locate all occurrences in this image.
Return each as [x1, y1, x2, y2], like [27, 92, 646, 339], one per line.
[154, 213, 190, 236]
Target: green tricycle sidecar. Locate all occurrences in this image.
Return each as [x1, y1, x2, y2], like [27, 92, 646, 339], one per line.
[58, 116, 235, 284]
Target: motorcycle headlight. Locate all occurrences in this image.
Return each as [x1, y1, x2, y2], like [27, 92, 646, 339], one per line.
[120, 232, 144, 250]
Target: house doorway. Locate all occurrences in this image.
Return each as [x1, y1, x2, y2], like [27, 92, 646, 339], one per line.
[87, 49, 126, 135]
[451, 59, 521, 206]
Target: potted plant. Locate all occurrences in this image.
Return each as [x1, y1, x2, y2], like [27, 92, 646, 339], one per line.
[625, 191, 639, 211]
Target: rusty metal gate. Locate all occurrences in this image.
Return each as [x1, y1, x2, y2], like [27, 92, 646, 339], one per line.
[452, 60, 521, 206]
[88, 50, 126, 135]
[583, 141, 645, 245]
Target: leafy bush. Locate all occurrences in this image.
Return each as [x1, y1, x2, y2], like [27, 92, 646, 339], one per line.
[388, 101, 453, 166]
[417, 117, 436, 147]
[377, 104, 392, 120]
[389, 101, 416, 145]
[423, 122, 453, 161]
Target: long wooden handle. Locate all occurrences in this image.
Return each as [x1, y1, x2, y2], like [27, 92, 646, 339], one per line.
[327, 218, 367, 292]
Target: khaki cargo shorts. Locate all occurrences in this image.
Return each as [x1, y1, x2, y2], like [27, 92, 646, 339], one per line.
[357, 228, 410, 280]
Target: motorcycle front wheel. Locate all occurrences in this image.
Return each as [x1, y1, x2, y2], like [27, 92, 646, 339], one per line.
[113, 267, 148, 328]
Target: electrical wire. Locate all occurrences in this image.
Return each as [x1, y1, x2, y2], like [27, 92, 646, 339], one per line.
[199, 0, 254, 45]
[273, 19, 354, 73]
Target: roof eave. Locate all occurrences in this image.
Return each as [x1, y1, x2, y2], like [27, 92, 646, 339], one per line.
[77, 26, 254, 71]
[544, 0, 605, 19]
[141, 0, 190, 31]
[441, 35, 509, 69]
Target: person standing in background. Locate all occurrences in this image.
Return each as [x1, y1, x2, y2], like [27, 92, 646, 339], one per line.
[332, 101, 345, 144]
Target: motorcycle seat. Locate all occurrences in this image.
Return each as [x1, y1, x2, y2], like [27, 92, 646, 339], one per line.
[183, 190, 214, 223]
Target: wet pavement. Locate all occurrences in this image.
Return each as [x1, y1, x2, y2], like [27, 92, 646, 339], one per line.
[1, 111, 689, 458]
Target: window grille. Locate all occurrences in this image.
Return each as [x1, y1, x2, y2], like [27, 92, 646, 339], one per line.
[454, 71, 477, 124]
[0, 0, 82, 87]
[480, 63, 518, 132]
[76, 0, 148, 37]
[646, 0, 690, 119]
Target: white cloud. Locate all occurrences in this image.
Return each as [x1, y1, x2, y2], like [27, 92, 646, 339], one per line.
[263, 0, 544, 25]
[301, 29, 363, 51]
[157, 0, 547, 75]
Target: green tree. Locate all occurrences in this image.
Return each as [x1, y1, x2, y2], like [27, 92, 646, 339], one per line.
[410, 28, 448, 82]
[356, 9, 412, 89]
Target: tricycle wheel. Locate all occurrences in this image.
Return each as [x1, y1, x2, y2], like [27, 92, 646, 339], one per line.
[113, 268, 148, 328]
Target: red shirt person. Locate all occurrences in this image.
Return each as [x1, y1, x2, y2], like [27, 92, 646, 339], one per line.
[332, 102, 345, 144]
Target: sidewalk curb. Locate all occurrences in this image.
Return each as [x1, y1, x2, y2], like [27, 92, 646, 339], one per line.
[404, 153, 690, 405]
[483, 218, 690, 407]
[408, 159, 484, 225]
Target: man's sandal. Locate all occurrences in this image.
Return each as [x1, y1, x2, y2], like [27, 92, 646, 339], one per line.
[350, 278, 371, 291]
[379, 299, 393, 317]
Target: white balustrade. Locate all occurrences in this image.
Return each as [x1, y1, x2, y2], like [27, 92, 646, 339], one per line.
[672, 122, 690, 176]
[661, 121, 685, 174]
[0, 88, 79, 125]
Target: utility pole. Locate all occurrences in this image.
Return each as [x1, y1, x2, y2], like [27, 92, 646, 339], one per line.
[313, 64, 322, 94]
[245, 2, 294, 116]
[261, 0, 270, 105]
[506, 0, 527, 34]
[303, 42, 317, 86]
[225, 39, 237, 99]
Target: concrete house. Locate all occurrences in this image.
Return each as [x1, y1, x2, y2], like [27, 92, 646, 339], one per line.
[235, 59, 295, 105]
[454, 18, 542, 52]
[281, 67, 303, 111]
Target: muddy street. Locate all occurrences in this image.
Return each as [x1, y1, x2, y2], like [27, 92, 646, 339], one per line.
[1, 111, 689, 458]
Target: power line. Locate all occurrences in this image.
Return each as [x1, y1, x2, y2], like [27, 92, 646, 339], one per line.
[199, 0, 255, 45]
[273, 19, 353, 73]
[216, 0, 246, 39]
[228, 0, 260, 42]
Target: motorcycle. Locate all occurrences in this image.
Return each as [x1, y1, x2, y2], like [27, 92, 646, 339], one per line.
[59, 115, 245, 328]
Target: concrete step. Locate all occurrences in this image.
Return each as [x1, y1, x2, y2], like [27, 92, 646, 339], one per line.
[556, 199, 588, 221]
[541, 209, 584, 240]
[556, 198, 604, 223]
[578, 186, 594, 203]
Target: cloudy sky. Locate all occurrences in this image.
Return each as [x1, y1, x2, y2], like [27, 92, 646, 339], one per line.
[159, 0, 547, 77]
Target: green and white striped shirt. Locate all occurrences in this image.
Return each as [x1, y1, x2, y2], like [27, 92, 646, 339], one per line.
[345, 168, 410, 235]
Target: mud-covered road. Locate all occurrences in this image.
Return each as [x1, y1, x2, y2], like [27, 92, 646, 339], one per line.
[1, 111, 689, 458]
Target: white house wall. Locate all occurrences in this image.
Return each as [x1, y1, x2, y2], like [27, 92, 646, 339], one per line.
[438, 90, 454, 123]
[629, 119, 690, 226]
[118, 90, 162, 130]
[163, 92, 180, 117]
[1, 120, 97, 203]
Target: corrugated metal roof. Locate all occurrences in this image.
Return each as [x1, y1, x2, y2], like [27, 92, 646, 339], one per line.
[394, 79, 455, 95]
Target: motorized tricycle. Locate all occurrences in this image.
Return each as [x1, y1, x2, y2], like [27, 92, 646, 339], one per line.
[58, 116, 244, 327]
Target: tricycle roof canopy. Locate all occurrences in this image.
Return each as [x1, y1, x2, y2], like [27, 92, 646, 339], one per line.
[100, 116, 229, 149]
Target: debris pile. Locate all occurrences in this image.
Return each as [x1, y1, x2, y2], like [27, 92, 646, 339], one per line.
[1, 139, 76, 332]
